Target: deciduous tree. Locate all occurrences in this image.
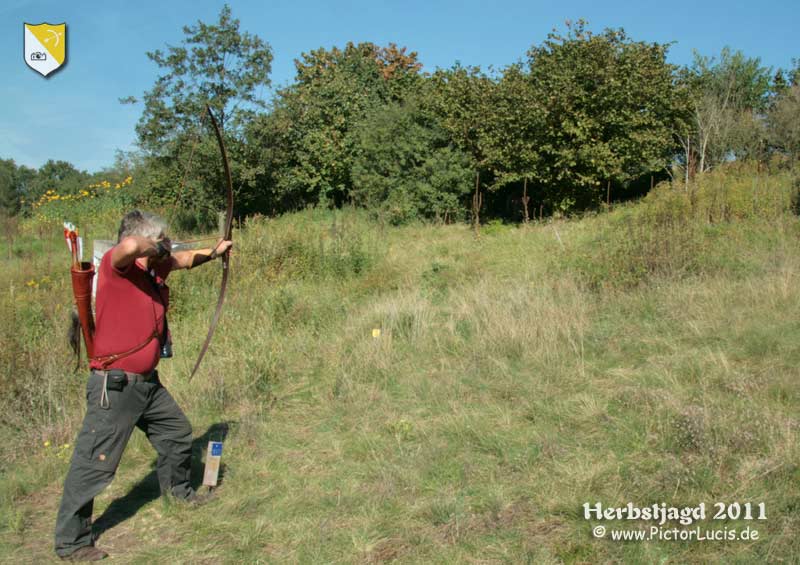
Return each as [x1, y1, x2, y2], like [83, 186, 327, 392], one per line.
[768, 85, 800, 165]
[263, 42, 423, 208]
[123, 4, 272, 224]
[351, 99, 472, 224]
[526, 21, 683, 210]
[682, 48, 772, 172]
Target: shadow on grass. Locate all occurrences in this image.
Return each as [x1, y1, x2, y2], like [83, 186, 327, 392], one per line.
[93, 422, 231, 539]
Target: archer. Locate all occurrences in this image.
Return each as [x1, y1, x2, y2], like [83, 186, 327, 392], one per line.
[54, 210, 232, 562]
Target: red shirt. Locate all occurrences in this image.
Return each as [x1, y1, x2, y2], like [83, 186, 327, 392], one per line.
[89, 248, 171, 373]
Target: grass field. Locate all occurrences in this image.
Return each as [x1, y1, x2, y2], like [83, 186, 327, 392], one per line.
[1, 166, 799, 563]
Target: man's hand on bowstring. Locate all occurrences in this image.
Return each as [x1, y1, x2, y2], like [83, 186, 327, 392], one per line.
[209, 238, 233, 259]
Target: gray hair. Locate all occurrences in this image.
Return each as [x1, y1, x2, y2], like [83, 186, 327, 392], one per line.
[117, 210, 168, 243]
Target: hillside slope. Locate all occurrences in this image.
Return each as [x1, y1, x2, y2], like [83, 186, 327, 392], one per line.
[1, 168, 799, 563]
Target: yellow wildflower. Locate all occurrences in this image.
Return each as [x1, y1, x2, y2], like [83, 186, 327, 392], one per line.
[44, 440, 50, 447]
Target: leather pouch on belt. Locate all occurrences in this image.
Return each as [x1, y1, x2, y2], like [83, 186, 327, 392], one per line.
[106, 369, 127, 391]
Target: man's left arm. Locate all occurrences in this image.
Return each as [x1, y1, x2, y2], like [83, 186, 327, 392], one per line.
[170, 240, 233, 271]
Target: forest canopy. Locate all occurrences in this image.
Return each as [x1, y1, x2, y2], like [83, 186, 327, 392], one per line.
[3, 8, 799, 226]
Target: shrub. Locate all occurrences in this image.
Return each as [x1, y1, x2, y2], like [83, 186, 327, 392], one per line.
[239, 208, 380, 282]
[565, 162, 799, 288]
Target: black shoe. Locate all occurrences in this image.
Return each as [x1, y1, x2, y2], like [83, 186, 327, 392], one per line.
[183, 487, 216, 507]
[60, 546, 108, 561]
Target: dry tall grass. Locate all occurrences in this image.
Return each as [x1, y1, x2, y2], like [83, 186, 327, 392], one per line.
[1, 164, 798, 563]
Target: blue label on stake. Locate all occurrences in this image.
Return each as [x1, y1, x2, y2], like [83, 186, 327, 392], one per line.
[210, 442, 223, 457]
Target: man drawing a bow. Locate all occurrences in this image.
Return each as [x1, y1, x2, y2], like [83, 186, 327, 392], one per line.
[54, 210, 233, 562]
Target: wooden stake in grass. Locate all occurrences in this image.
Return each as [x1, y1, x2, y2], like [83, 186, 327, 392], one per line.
[522, 177, 530, 223]
[202, 440, 223, 488]
[472, 171, 482, 236]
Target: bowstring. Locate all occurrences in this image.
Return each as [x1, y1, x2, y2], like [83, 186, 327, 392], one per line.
[170, 108, 210, 236]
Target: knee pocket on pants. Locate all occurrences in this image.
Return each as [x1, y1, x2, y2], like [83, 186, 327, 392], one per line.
[76, 420, 124, 470]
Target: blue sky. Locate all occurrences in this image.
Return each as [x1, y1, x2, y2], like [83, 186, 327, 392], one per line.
[1, 0, 797, 173]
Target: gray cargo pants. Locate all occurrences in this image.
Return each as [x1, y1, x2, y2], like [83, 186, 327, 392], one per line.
[54, 370, 193, 557]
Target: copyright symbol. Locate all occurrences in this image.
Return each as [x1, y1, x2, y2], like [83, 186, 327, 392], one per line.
[593, 525, 606, 538]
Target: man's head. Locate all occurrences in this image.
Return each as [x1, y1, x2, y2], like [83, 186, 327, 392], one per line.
[117, 210, 169, 244]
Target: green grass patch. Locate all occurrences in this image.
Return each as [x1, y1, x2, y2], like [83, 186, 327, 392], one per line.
[1, 166, 799, 562]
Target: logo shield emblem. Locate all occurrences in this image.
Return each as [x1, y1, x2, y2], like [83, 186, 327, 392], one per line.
[24, 23, 67, 77]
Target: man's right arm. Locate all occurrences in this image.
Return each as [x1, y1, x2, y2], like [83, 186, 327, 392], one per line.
[110, 236, 165, 270]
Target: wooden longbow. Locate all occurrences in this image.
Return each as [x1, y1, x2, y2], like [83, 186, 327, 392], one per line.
[188, 104, 234, 381]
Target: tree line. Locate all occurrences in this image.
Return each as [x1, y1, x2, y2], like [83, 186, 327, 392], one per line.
[2, 6, 799, 226]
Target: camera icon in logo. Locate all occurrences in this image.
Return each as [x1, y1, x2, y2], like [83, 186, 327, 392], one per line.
[30, 51, 47, 61]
